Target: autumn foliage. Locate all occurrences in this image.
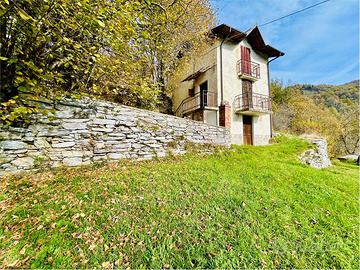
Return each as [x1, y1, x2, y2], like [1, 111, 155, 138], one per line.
[271, 80, 359, 156]
[0, 0, 214, 124]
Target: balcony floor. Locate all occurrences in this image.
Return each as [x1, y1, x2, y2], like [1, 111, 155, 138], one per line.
[237, 72, 259, 82]
[235, 108, 272, 116]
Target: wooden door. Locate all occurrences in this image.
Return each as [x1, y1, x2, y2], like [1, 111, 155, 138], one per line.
[242, 80, 253, 109]
[240, 46, 251, 75]
[243, 115, 253, 145]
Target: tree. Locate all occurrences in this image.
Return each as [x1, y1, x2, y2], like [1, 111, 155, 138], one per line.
[337, 105, 359, 154]
[138, 0, 215, 113]
[0, 0, 215, 124]
[270, 81, 343, 157]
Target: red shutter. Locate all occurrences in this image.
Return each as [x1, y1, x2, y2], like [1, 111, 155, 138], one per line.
[240, 46, 245, 74]
[240, 46, 251, 75]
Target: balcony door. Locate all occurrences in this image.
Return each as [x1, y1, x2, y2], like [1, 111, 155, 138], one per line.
[242, 79, 253, 109]
[243, 115, 253, 145]
[200, 81, 208, 107]
[240, 46, 251, 75]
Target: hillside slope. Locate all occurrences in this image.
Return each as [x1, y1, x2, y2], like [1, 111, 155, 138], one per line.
[298, 80, 359, 111]
[0, 137, 358, 268]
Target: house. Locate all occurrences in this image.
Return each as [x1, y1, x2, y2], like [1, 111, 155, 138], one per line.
[173, 24, 284, 145]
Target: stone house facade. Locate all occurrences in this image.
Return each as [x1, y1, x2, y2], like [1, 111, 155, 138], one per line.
[173, 24, 284, 145]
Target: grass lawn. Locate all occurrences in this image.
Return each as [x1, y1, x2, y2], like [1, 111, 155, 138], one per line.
[0, 136, 358, 268]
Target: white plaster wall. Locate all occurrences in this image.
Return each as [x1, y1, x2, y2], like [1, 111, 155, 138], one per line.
[220, 41, 242, 144]
[173, 45, 218, 113]
[253, 114, 271, 145]
[221, 39, 271, 145]
[241, 39, 269, 96]
[204, 110, 217, 126]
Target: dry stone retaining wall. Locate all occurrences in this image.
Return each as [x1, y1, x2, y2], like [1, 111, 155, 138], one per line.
[0, 98, 230, 177]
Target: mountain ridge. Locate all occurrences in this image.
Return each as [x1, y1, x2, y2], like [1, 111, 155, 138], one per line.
[293, 79, 359, 111]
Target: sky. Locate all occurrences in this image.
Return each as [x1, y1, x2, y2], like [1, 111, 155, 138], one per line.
[211, 0, 359, 85]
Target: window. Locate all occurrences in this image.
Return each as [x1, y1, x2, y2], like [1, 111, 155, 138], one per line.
[188, 87, 195, 97]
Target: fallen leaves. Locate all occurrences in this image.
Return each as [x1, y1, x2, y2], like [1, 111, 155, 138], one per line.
[101, 261, 112, 269]
[19, 245, 27, 255]
[88, 243, 97, 252]
[0, 138, 358, 269]
[72, 232, 83, 239]
[226, 244, 233, 252]
[6, 259, 19, 268]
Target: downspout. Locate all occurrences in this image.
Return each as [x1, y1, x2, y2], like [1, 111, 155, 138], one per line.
[219, 28, 232, 104]
[267, 55, 280, 138]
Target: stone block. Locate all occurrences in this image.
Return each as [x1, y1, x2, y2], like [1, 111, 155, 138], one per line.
[93, 155, 106, 161]
[23, 135, 35, 142]
[55, 110, 74, 119]
[63, 122, 87, 130]
[5, 149, 28, 154]
[111, 143, 131, 149]
[43, 130, 70, 137]
[107, 153, 126, 160]
[92, 127, 114, 133]
[131, 143, 143, 149]
[156, 151, 166, 158]
[0, 140, 28, 150]
[63, 118, 90, 123]
[11, 157, 34, 169]
[147, 144, 162, 148]
[93, 118, 116, 125]
[34, 137, 51, 149]
[51, 161, 62, 168]
[63, 157, 83, 167]
[108, 133, 126, 137]
[61, 150, 85, 157]
[118, 121, 137, 127]
[126, 134, 138, 139]
[52, 142, 75, 148]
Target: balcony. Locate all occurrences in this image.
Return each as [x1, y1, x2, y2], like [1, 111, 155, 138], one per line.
[236, 59, 260, 81]
[175, 91, 217, 117]
[234, 92, 272, 115]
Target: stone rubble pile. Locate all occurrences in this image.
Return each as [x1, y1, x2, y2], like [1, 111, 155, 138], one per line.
[299, 137, 332, 169]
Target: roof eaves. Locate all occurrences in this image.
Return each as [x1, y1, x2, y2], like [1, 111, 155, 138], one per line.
[181, 66, 211, 82]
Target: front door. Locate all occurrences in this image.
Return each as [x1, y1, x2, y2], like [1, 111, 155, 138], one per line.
[243, 115, 253, 145]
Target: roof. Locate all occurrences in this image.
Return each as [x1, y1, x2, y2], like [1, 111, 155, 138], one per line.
[182, 66, 212, 82]
[210, 24, 284, 58]
[210, 24, 246, 43]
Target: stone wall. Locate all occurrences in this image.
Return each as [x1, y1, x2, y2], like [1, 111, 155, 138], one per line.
[0, 98, 230, 177]
[299, 136, 332, 169]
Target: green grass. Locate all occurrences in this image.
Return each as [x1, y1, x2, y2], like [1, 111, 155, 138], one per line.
[0, 136, 358, 268]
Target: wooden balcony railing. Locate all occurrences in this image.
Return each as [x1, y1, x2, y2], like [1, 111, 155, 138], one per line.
[234, 92, 271, 114]
[175, 91, 217, 117]
[236, 59, 260, 79]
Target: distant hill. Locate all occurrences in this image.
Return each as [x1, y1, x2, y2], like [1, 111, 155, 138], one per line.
[294, 80, 359, 111]
[347, 80, 360, 86]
